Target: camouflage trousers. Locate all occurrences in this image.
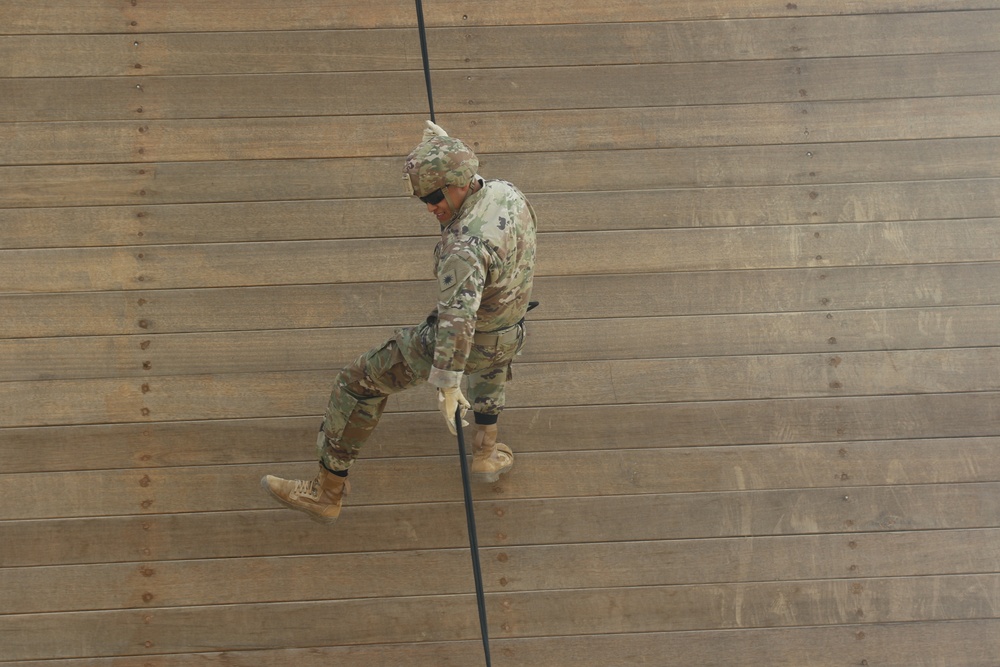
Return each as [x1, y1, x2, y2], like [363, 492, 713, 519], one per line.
[318, 318, 524, 471]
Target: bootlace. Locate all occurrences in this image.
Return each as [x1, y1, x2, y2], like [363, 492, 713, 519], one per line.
[293, 478, 320, 500]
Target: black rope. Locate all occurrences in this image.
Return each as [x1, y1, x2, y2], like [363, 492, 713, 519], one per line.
[412, 4, 490, 661]
[414, 0, 436, 123]
[456, 410, 492, 667]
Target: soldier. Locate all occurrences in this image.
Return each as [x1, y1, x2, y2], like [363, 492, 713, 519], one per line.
[261, 121, 538, 523]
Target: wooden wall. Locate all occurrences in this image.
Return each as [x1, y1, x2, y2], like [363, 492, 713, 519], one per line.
[2, 1, 1000, 664]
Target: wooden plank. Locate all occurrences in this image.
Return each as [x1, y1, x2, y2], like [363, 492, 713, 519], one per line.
[522, 304, 1000, 363]
[4, 347, 1000, 427]
[7, 1, 1000, 35]
[0, 197, 429, 248]
[5, 178, 1000, 250]
[4, 619, 996, 667]
[5, 528, 998, 614]
[500, 575, 1000, 638]
[5, 482, 998, 567]
[0, 29, 422, 78]
[5, 52, 1000, 123]
[3, 391, 1000, 473]
[5, 137, 1000, 208]
[1, 573, 997, 660]
[4, 304, 999, 382]
[0, 280, 438, 339]
[491, 575, 1000, 637]
[421, 95, 1000, 155]
[3, 436, 1000, 519]
[7, 94, 1000, 166]
[532, 178, 1000, 233]
[5, 261, 1000, 339]
[5, 12, 1000, 77]
[4, 219, 998, 293]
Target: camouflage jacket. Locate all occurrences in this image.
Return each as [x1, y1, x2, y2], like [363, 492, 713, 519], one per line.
[428, 178, 537, 388]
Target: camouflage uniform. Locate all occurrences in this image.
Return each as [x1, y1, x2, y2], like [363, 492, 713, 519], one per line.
[319, 177, 537, 471]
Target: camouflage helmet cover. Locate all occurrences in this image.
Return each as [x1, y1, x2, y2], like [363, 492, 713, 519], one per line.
[403, 135, 479, 198]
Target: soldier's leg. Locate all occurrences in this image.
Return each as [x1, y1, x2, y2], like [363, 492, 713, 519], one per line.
[319, 334, 428, 472]
[260, 329, 430, 522]
[465, 332, 522, 482]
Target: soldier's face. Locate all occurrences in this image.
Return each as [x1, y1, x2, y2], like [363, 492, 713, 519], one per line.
[425, 185, 469, 223]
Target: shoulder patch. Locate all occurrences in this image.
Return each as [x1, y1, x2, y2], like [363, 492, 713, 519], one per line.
[439, 254, 476, 295]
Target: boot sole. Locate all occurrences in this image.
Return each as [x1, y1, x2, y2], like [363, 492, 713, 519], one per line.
[259, 476, 339, 524]
[472, 465, 512, 483]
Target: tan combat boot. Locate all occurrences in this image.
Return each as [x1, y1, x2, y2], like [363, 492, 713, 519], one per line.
[470, 424, 514, 482]
[260, 464, 350, 524]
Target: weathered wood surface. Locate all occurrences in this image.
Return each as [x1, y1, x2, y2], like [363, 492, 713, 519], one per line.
[7, 8, 1000, 77]
[3, 219, 998, 294]
[2, 438, 1000, 520]
[2, 177, 1000, 249]
[4, 305, 998, 382]
[2, 392, 1000, 471]
[5, 528, 999, 614]
[3, 2, 999, 664]
[6, 94, 1000, 166]
[4, 262, 1000, 339]
[4, 347, 1000, 427]
[5, 53, 1000, 123]
[5, 11, 1000, 76]
[3, 483, 999, 567]
[1, 573, 999, 661]
[2, 620, 994, 667]
[5, 137, 1000, 208]
[6, 0, 1000, 34]
[0, 620, 993, 666]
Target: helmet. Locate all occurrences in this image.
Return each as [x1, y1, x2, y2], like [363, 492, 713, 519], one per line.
[403, 135, 479, 198]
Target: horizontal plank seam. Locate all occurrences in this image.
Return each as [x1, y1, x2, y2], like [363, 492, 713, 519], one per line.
[2, 480, 997, 522]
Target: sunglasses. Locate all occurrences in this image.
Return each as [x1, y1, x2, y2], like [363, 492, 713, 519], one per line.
[419, 188, 446, 205]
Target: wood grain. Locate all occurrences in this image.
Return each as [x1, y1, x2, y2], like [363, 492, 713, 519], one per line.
[4, 528, 997, 614]
[5, 137, 1000, 208]
[3, 436, 1000, 519]
[7, 1, 1000, 32]
[3, 219, 998, 293]
[2, 483, 998, 566]
[5, 12, 1000, 76]
[2, 390, 999, 472]
[3, 620, 994, 667]
[3, 177, 1000, 250]
[5, 52, 1000, 123]
[3, 3, 999, 664]
[6, 95, 1000, 166]
[4, 304, 999, 382]
[1, 574, 998, 660]
[4, 347, 1000, 427]
[4, 262, 1000, 339]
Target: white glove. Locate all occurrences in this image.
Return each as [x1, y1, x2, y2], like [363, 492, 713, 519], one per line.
[438, 386, 470, 435]
[423, 120, 449, 139]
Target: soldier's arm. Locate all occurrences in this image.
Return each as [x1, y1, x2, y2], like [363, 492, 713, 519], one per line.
[428, 243, 489, 389]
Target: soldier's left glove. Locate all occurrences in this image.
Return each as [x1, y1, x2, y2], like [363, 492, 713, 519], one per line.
[438, 386, 470, 435]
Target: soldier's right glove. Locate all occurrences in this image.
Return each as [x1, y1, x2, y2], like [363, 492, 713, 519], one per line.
[438, 386, 470, 435]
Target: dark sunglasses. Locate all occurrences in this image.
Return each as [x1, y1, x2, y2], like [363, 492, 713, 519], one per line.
[419, 188, 446, 205]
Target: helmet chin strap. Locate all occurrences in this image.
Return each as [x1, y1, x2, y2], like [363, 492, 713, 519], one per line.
[438, 178, 480, 227]
[441, 186, 467, 226]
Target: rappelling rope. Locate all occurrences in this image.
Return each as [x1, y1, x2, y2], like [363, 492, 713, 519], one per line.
[411, 2, 493, 665]
[414, 0, 437, 124]
[456, 410, 493, 667]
